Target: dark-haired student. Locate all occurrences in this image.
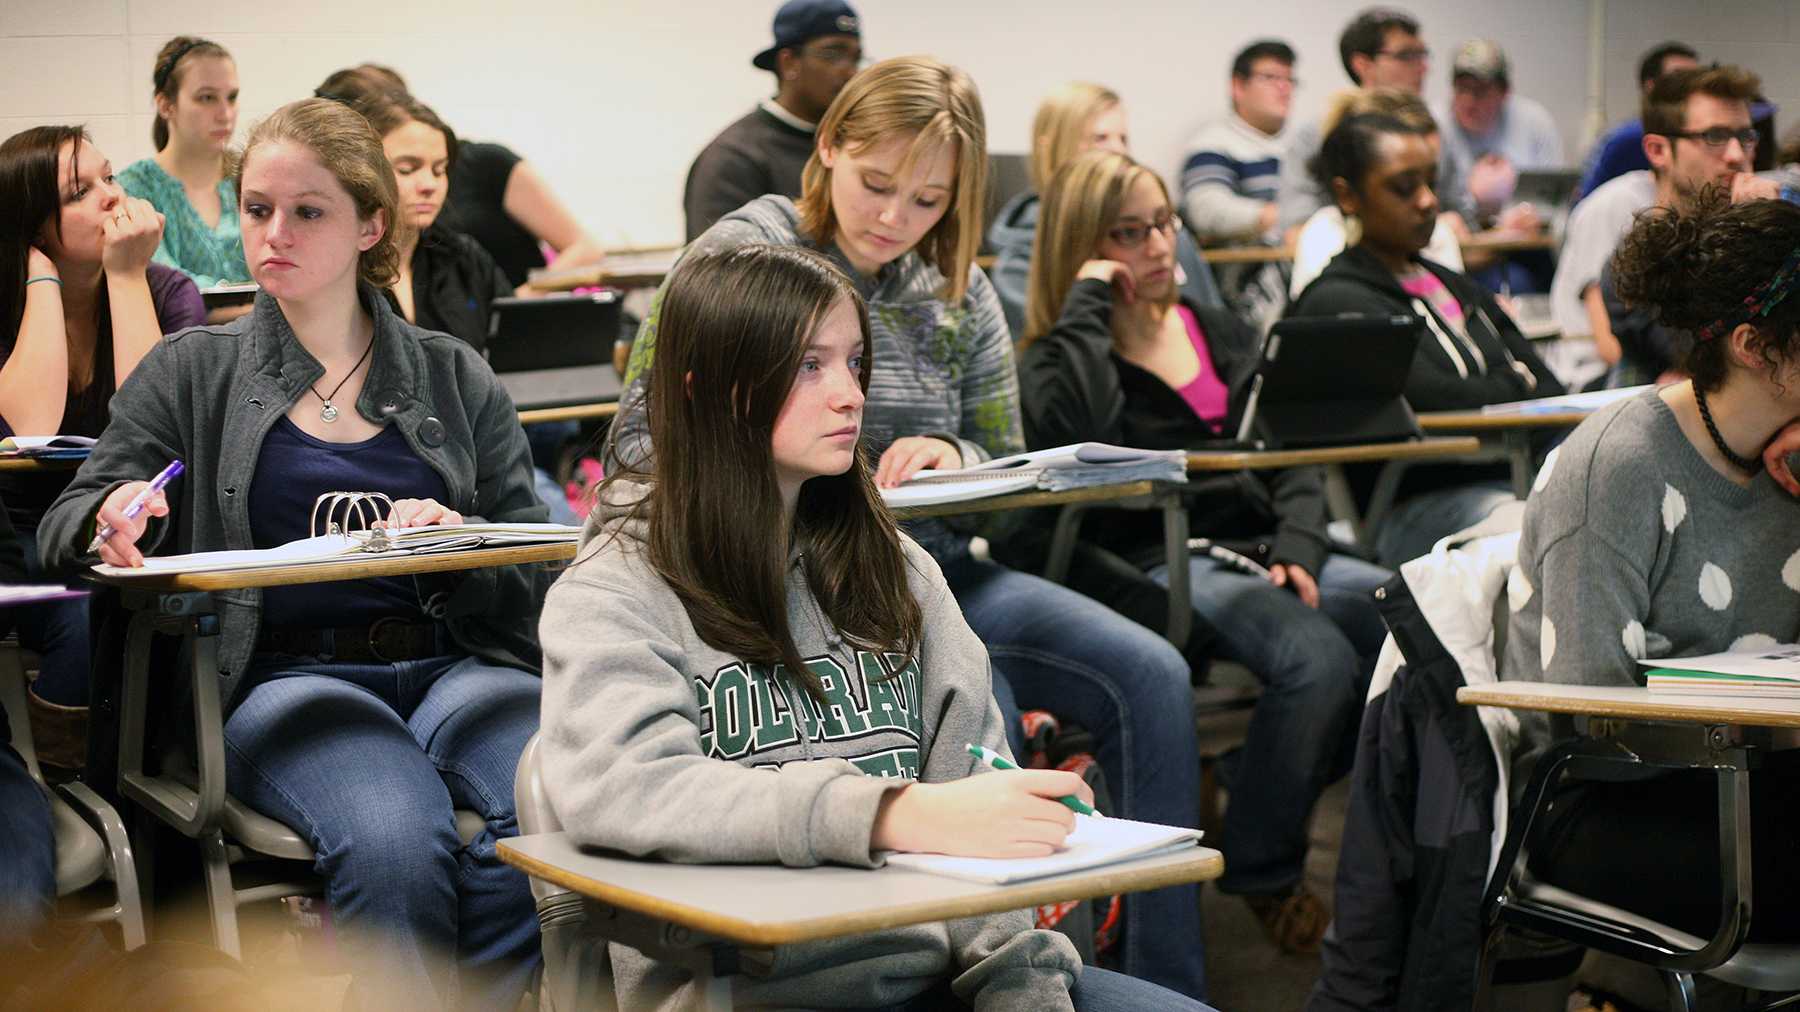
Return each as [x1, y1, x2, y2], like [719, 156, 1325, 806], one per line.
[1574, 41, 1700, 201]
[1287, 112, 1563, 565]
[615, 55, 1208, 1001]
[541, 242, 1213, 1012]
[351, 89, 580, 523]
[0, 498, 55, 954]
[1, 126, 199, 737]
[317, 65, 605, 291]
[118, 36, 252, 296]
[1021, 150, 1389, 954]
[685, 0, 863, 243]
[39, 99, 543, 1010]
[1504, 191, 1800, 943]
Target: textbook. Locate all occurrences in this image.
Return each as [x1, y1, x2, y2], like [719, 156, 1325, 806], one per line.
[882, 815, 1203, 885]
[91, 522, 581, 579]
[880, 443, 1187, 509]
[0, 435, 96, 460]
[1478, 385, 1653, 417]
[1642, 644, 1800, 697]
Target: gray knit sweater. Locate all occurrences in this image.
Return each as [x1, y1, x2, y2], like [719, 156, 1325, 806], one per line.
[611, 195, 1019, 562]
[1502, 389, 1800, 765]
[538, 486, 1081, 1010]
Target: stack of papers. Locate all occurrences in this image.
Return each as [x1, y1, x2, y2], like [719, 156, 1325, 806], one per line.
[0, 436, 96, 460]
[1479, 386, 1652, 417]
[883, 815, 1203, 885]
[92, 522, 582, 578]
[881, 443, 1187, 509]
[1642, 644, 1800, 697]
[0, 584, 90, 606]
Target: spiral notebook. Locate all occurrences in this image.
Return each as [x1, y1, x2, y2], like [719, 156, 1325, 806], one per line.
[880, 443, 1187, 509]
[90, 491, 580, 578]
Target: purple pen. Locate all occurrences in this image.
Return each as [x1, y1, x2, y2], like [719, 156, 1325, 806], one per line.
[88, 459, 184, 554]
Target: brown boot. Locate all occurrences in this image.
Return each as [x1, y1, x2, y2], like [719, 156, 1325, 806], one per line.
[1242, 887, 1330, 954]
[25, 686, 88, 774]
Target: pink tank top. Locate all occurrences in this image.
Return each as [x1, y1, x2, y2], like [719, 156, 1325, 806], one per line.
[1174, 306, 1230, 432]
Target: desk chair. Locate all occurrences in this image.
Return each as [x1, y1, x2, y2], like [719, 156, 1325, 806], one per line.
[514, 732, 615, 1012]
[0, 642, 144, 947]
[1479, 727, 1800, 1011]
[114, 602, 485, 959]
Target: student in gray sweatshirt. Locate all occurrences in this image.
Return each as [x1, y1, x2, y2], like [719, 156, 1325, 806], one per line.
[540, 244, 1214, 1011]
[1503, 192, 1800, 941]
[613, 57, 1209, 999]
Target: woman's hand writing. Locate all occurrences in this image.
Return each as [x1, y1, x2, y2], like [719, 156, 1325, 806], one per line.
[870, 768, 1095, 858]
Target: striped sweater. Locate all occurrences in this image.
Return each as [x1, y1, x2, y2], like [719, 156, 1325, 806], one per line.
[1181, 114, 1284, 243]
[612, 195, 1020, 561]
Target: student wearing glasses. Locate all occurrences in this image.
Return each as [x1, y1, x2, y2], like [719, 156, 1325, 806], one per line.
[1555, 65, 1781, 386]
[1020, 150, 1390, 955]
[118, 37, 251, 298]
[1277, 8, 1455, 233]
[683, 0, 865, 242]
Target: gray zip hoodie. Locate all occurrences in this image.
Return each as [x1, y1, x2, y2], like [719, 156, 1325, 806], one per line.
[538, 485, 1082, 1010]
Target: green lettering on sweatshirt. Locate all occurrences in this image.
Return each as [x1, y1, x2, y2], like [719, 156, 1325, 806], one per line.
[695, 649, 922, 773]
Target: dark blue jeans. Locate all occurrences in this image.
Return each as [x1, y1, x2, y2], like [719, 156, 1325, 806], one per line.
[946, 557, 1207, 1001]
[1150, 552, 1390, 896]
[224, 654, 541, 1010]
[13, 528, 90, 706]
[0, 712, 53, 945]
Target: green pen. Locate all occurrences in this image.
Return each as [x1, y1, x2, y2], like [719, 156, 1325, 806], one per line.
[966, 743, 1103, 817]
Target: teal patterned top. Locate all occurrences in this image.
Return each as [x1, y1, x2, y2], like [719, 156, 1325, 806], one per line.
[118, 158, 250, 289]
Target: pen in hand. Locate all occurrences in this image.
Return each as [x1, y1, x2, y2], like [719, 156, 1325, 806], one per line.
[88, 459, 184, 554]
[966, 743, 1103, 817]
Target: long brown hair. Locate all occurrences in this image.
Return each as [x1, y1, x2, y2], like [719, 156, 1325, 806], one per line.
[236, 99, 403, 288]
[605, 244, 924, 701]
[0, 125, 116, 414]
[798, 56, 987, 303]
[1023, 150, 1170, 346]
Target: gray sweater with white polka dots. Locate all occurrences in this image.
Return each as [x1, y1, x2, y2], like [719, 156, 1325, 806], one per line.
[1503, 389, 1800, 764]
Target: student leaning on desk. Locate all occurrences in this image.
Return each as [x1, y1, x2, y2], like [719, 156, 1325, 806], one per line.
[1503, 192, 1800, 944]
[39, 98, 547, 1010]
[538, 245, 1213, 1012]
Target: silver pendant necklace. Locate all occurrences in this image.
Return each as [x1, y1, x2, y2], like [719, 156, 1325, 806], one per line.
[309, 336, 375, 423]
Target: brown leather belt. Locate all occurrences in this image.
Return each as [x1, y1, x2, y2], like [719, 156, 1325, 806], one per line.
[256, 617, 444, 664]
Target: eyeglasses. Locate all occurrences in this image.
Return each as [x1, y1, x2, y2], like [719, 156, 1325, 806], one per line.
[1107, 213, 1180, 249]
[803, 44, 865, 68]
[1246, 70, 1299, 89]
[1662, 126, 1760, 150]
[1375, 47, 1430, 64]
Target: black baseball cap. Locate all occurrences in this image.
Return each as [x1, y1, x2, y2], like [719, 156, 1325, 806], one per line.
[752, 0, 861, 71]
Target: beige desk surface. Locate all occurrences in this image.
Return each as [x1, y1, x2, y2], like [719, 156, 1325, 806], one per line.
[500, 831, 1223, 948]
[517, 402, 619, 425]
[890, 480, 1160, 520]
[527, 247, 683, 293]
[1457, 681, 1800, 729]
[1417, 410, 1591, 432]
[0, 456, 82, 471]
[87, 541, 577, 593]
[1186, 437, 1481, 472]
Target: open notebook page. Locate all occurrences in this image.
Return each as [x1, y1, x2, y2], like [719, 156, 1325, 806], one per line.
[881, 815, 1203, 885]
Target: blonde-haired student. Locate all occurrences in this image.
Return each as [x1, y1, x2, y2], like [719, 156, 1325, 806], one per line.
[542, 242, 1213, 1011]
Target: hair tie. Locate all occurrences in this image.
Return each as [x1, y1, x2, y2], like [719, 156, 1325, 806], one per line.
[1697, 244, 1800, 342]
[154, 38, 208, 93]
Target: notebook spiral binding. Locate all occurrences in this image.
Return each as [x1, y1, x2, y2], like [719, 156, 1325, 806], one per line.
[310, 492, 400, 551]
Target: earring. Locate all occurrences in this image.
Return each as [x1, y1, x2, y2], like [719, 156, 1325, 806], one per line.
[1343, 212, 1363, 247]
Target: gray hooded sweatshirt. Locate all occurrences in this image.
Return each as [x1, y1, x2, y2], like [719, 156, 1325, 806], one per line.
[538, 487, 1082, 1010]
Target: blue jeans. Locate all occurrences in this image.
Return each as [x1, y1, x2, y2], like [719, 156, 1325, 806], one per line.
[945, 557, 1207, 1001]
[0, 717, 53, 945]
[877, 965, 1218, 1011]
[13, 528, 91, 706]
[224, 654, 541, 1010]
[1374, 481, 1516, 567]
[1150, 552, 1390, 896]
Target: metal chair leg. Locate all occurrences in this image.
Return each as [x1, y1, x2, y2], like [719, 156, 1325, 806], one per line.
[199, 831, 242, 959]
[1663, 970, 1698, 1012]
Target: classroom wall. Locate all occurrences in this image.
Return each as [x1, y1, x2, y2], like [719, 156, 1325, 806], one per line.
[2, 1, 1796, 250]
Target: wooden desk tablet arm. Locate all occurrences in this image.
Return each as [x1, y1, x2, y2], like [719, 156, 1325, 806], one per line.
[1478, 719, 1760, 992]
